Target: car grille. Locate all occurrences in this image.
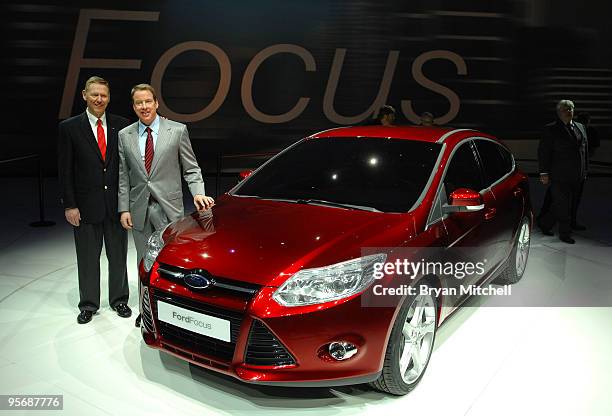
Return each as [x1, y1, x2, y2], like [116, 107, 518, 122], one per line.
[141, 286, 155, 333]
[157, 263, 260, 300]
[245, 320, 296, 366]
[152, 291, 243, 362]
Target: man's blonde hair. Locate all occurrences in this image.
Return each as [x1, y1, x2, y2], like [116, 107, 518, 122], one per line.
[84, 76, 109, 92]
[130, 83, 157, 102]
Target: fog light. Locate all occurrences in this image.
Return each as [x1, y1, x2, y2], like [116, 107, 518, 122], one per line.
[329, 341, 358, 361]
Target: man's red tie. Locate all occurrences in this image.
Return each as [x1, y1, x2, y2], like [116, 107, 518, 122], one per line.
[144, 127, 154, 174]
[96, 119, 106, 160]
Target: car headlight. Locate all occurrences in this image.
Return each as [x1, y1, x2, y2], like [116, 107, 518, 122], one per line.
[143, 226, 168, 272]
[272, 253, 387, 307]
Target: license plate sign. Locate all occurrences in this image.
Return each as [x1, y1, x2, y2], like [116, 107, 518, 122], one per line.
[157, 301, 231, 342]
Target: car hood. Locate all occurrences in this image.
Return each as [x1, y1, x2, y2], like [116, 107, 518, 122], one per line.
[156, 194, 415, 287]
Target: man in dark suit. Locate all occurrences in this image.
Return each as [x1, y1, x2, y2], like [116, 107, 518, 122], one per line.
[538, 99, 588, 244]
[58, 76, 133, 323]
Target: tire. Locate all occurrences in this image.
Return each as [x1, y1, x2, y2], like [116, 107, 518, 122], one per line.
[494, 216, 531, 285]
[370, 284, 438, 395]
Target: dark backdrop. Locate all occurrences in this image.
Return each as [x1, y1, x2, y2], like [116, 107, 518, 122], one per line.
[3, 0, 612, 176]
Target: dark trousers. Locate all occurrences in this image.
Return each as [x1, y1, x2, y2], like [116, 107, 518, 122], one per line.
[73, 215, 129, 312]
[538, 180, 584, 227]
[539, 180, 583, 237]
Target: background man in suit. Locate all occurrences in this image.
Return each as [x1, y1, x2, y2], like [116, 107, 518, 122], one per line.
[118, 83, 214, 326]
[58, 76, 132, 324]
[538, 99, 589, 244]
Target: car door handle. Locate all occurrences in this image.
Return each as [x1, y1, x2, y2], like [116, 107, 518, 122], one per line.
[513, 188, 522, 197]
[484, 207, 497, 220]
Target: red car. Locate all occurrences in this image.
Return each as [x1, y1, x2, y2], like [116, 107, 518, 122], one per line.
[138, 126, 532, 395]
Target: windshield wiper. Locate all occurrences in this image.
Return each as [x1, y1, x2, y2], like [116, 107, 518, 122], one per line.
[233, 194, 299, 203]
[296, 199, 381, 212]
[234, 194, 380, 212]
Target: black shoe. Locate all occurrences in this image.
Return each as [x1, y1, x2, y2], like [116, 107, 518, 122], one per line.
[538, 222, 554, 236]
[112, 303, 132, 318]
[135, 314, 141, 328]
[571, 223, 586, 231]
[77, 310, 93, 324]
[559, 235, 575, 244]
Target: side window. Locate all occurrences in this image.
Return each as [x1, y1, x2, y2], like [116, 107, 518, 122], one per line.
[498, 145, 514, 172]
[444, 142, 483, 198]
[474, 140, 513, 186]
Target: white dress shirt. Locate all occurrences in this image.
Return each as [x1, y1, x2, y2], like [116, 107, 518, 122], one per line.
[85, 108, 107, 144]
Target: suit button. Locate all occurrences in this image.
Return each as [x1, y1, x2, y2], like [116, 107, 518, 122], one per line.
[147, 181, 151, 184]
[103, 168, 106, 172]
[104, 186, 108, 190]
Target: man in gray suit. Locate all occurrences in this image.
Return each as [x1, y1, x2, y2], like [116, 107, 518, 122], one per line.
[118, 83, 214, 325]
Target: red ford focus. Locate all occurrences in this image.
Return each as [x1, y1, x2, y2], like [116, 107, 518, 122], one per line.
[138, 126, 532, 395]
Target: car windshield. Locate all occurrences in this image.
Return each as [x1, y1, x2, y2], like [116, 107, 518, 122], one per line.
[233, 137, 442, 213]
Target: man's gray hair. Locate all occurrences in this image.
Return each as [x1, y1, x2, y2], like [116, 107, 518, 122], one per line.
[556, 99, 575, 111]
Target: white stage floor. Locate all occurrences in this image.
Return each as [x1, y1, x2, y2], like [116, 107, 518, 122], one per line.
[0, 178, 610, 416]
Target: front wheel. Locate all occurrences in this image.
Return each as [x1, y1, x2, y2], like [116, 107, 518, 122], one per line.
[370, 285, 438, 395]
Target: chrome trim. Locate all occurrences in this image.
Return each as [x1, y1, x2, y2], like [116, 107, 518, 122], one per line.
[213, 281, 258, 295]
[436, 128, 475, 143]
[466, 204, 485, 211]
[158, 268, 183, 279]
[157, 266, 258, 295]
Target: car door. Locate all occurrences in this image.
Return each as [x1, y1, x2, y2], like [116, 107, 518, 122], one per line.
[473, 139, 522, 272]
[439, 140, 493, 308]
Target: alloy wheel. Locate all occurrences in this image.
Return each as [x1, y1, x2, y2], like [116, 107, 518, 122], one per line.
[399, 294, 436, 384]
[515, 220, 530, 277]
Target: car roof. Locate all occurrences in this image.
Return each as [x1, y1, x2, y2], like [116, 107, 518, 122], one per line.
[309, 125, 497, 145]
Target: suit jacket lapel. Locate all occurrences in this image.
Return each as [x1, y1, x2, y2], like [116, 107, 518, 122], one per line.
[105, 115, 117, 167]
[79, 112, 104, 163]
[574, 123, 586, 144]
[126, 124, 147, 176]
[150, 117, 171, 174]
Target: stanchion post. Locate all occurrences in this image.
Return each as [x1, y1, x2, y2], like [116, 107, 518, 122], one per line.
[30, 154, 55, 227]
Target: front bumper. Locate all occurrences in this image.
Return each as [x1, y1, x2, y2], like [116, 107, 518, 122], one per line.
[138, 263, 396, 386]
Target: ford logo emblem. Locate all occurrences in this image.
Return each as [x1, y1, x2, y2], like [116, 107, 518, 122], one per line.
[183, 273, 212, 290]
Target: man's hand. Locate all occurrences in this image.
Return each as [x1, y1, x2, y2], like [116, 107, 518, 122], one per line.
[540, 174, 550, 185]
[120, 212, 133, 230]
[194, 194, 215, 211]
[65, 208, 81, 227]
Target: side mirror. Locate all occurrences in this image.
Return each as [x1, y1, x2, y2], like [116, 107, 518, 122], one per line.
[239, 170, 254, 181]
[442, 188, 484, 214]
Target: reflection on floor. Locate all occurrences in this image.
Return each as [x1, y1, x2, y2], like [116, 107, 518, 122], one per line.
[0, 178, 610, 416]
